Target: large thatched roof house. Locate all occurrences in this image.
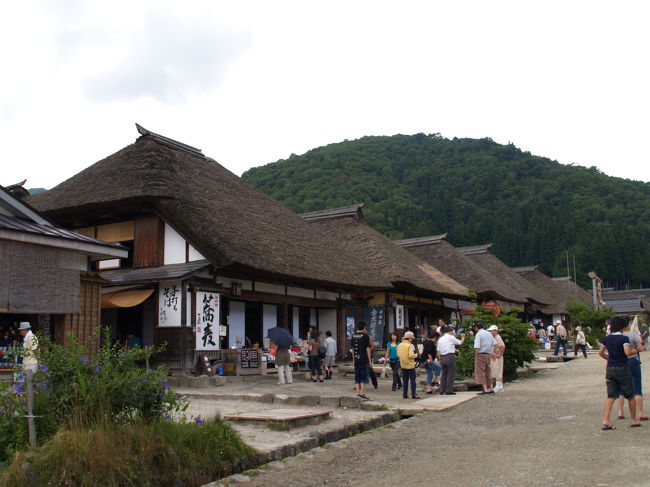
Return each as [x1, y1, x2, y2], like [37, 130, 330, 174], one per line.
[302, 205, 468, 339]
[28, 125, 426, 369]
[512, 266, 593, 325]
[395, 234, 528, 310]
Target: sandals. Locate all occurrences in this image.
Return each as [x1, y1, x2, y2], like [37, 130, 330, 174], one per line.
[601, 424, 616, 430]
[617, 415, 625, 419]
[640, 416, 649, 421]
[631, 423, 642, 428]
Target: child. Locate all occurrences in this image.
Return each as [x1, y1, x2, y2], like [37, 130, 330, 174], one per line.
[599, 316, 640, 429]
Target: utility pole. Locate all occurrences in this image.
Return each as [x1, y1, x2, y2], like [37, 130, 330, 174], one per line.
[589, 271, 603, 310]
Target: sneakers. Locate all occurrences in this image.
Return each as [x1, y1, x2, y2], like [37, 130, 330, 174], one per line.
[358, 394, 369, 401]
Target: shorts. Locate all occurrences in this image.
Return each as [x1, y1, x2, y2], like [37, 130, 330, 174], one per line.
[354, 364, 369, 384]
[628, 359, 643, 397]
[324, 355, 336, 367]
[606, 366, 634, 399]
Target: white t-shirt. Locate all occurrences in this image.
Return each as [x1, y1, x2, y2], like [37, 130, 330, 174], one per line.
[438, 333, 461, 355]
[547, 325, 555, 337]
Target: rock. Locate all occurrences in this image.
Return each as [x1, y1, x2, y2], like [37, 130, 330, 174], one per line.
[454, 383, 469, 392]
[241, 393, 263, 401]
[228, 474, 251, 482]
[259, 393, 275, 404]
[193, 376, 210, 388]
[301, 395, 321, 406]
[340, 396, 362, 408]
[399, 407, 423, 417]
[287, 396, 304, 405]
[274, 394, 290, 404]
[359, 401, 383, 411]
[320, 395, 341, 407]
[209, 376, 227, 387]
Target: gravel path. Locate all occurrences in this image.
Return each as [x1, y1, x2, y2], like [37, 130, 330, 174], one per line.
[218, 356, 650, 487]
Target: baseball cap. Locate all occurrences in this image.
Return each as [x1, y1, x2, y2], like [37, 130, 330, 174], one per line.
[403, 331, 415, 340]
[487, 325, 498, 331]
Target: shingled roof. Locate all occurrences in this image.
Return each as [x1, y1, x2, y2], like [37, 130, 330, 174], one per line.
[512, 267, 592, 314]
[457, 245, 553, 306]
[395, 234, 527, 304]
[302, 205, 469, 300]
[27, 126, 390, 290]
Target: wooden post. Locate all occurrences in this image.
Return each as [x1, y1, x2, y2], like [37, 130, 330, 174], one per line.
[25, 369, 37, 446]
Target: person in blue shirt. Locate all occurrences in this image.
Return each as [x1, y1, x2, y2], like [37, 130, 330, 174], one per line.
[384, 332, 403, 392]
[599, 316, 640, 429]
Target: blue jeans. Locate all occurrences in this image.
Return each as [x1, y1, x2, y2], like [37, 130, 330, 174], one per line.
[426, 361, 441, 385]
[402, 368, 417, 397]
[554, 337, 567, 356]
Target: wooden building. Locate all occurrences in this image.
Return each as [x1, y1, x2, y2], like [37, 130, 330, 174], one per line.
[302, 205, 469, 343]
[512, 266, 593, 325]
[28, 125, 400, 370]
[0, 184, 126, 356]
[395, 234, 528, 313]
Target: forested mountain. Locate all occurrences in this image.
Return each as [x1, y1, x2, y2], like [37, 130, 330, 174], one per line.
[242, 134, 650, 290]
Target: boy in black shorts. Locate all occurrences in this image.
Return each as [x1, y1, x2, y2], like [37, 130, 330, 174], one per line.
[599, 316, 640, 429]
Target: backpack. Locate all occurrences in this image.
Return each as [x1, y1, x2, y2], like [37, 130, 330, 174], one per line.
[318, 345, 326, 359]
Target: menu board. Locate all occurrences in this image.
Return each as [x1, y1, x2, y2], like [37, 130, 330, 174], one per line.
[240, 349, 260, 369]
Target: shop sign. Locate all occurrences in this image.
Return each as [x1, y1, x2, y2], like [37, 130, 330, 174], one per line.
[395, 305, 405, 329]
[196, 292, 220, 351]
[159, 280, 181, 327]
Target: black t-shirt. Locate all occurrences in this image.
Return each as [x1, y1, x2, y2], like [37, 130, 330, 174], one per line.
[352, 332, 370, 365]
[422, 340, 436, 361]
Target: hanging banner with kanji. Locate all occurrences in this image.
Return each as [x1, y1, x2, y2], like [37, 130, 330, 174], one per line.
[195, 291, 220, 351]
[158, 280, 182, 327]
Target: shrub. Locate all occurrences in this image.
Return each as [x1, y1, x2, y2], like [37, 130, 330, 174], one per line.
[566, 299, 613, 346]
[0, 417, 256, 487]
[454, 307, 537, 381]
[0, 329, 186, 463]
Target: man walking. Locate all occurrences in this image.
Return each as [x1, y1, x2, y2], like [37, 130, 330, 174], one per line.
[437, 326, 466, 395]
[553, 320, 568, 356]
[474, 321, 497, 395]
[397, 331, 419, 399]
[351, 321, 371, 400]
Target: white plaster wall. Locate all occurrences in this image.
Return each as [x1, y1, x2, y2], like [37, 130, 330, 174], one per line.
[263, 304, 277, 339]
[228, 301, 246, 348]
[164, 223, 186, 265]
[319, 308, 337, 338]
[292, 308, 300, 341]
[188, 244, 205, 262]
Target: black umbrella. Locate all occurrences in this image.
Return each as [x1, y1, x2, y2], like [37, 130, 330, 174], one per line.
[267, 326, 293, 348]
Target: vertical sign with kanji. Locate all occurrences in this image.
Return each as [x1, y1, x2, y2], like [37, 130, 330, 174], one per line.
[195, 292, 220, 351]
[159, 280, 181, 327]
[363, 306, 386, 346]
[395, 304, 405, 329]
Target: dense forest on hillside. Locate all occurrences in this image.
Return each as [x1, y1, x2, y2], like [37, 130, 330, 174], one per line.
[242, 134, 650, 289]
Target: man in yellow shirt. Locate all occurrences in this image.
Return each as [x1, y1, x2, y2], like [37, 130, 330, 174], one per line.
[397, 331, 419, 399]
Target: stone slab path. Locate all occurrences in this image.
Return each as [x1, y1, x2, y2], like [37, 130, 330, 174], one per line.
[206, 356, 650, 487]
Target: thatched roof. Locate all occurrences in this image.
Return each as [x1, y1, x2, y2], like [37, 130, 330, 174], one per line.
[457, 245, 553, 306]
[512, 267, 592, 314]
[28, 126, 390, 290]
[302, 205, 469, 300]
[395, 234, 527, 304]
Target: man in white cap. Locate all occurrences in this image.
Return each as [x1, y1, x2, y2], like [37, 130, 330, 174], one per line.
[18, 322, 38, 372]
[473, 321, 497, 395]
[553, 320, 568, 356]
[488, 325, 506, 393]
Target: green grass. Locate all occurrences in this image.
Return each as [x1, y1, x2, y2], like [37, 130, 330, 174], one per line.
[0, 417, 255, 487]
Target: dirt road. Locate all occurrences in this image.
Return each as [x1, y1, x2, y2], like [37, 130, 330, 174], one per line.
[219, 356, 650, 487]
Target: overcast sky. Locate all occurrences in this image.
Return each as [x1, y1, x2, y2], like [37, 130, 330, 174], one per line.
[1, 0, 649, 190]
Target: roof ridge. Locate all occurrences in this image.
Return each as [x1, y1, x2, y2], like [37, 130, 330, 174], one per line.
[301, 204, 364, 222]
[394, 233, 448, 248]
[135, 123, 209, 160]
[456, 244, 492, 255]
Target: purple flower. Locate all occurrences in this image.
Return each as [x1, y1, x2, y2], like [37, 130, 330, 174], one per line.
[195, 416, 204, 425]
[165, 415, 172, 421]
[39, 365, 48, 372]
[42, 384, 48, 391]
[95, 364, 101, 372]
[16, 375, 24, 382]
[81, 356, 89, 362]
[14, 384, 23, 395]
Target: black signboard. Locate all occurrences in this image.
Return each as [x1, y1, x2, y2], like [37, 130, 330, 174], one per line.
[363, 306, 386, 347]
[240, 349, 260, 369]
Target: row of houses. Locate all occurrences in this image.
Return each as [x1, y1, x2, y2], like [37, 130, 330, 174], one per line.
[2, 124, 592, 371]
